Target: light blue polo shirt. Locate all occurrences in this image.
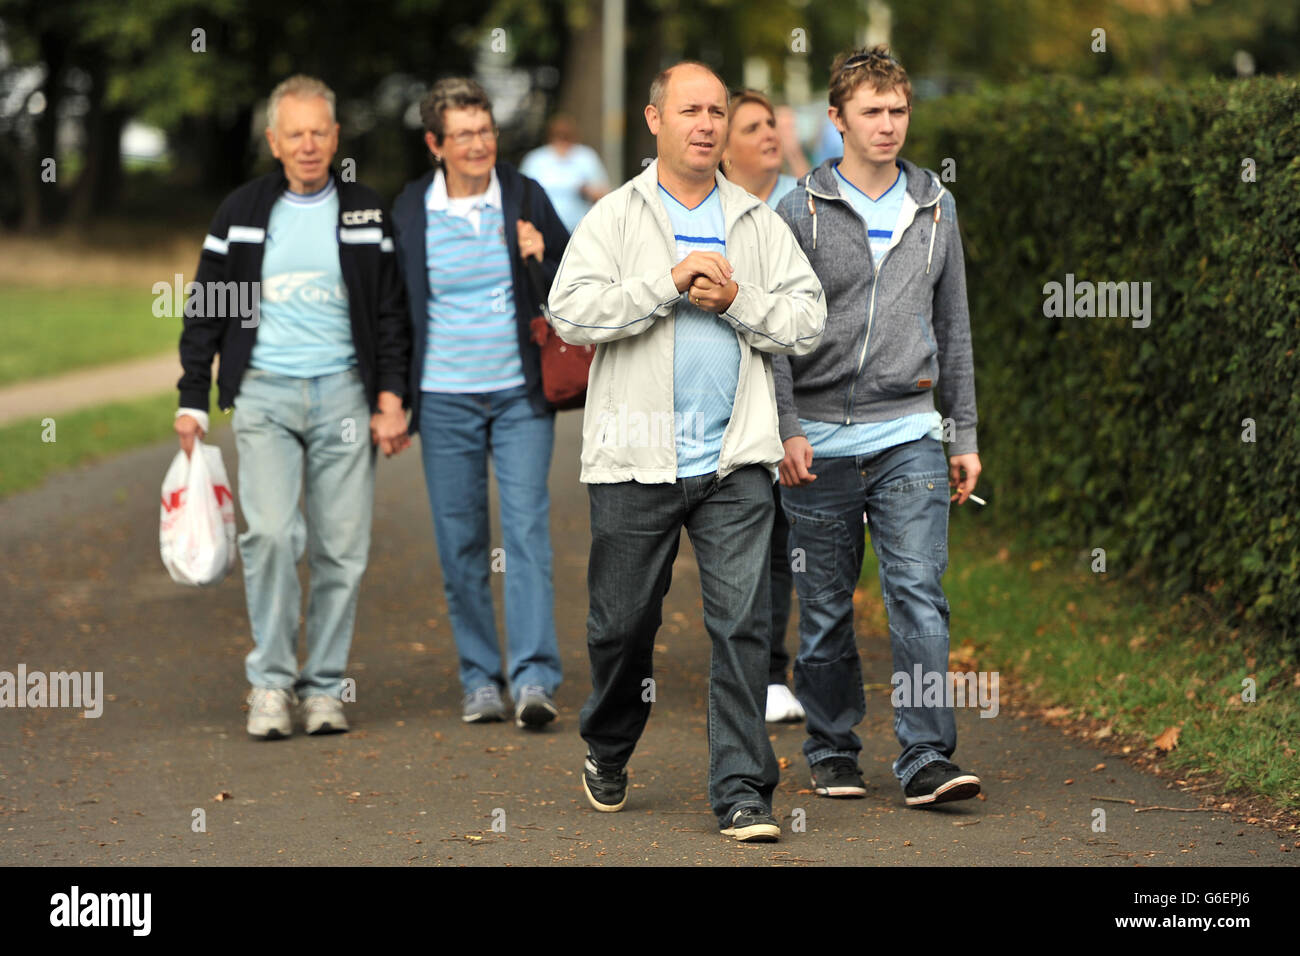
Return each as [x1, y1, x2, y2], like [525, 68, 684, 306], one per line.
[250, 179, 356, 377]
[660, 183, 740, 478]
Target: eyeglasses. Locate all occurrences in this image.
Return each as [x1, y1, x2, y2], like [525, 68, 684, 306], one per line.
[445, 126, 498, 147]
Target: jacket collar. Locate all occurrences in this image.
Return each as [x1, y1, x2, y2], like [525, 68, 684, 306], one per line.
[632, 158, 763, 236]
[805, 156, 944, 208]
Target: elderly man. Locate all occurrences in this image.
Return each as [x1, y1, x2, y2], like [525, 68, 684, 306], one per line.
[175, 75, 411, 740]
[547, 62, 825, 842]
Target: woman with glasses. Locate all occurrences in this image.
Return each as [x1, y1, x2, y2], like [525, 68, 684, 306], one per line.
[720, 89, 807, 725]
[391, 77, 569, 729]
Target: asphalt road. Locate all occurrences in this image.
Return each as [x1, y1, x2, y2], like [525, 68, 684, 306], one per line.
[0, 413, 1293, 866]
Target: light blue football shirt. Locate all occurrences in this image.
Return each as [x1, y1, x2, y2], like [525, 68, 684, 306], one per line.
[803, 163, 942, 457]
[765, 174, 799, 209]
[250, 180, 356, 377]
[660, 183, 740, 478]
[834, 161, 907, 265]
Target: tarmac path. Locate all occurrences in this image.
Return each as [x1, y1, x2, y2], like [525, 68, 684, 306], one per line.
[0, 413, 1292, 866]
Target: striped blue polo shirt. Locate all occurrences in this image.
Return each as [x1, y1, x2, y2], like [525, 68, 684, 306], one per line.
[660, 183, 740, 478]
[421, 169, 525, 394]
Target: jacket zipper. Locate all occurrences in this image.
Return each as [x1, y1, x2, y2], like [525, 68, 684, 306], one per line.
[844, 247, 888, 424]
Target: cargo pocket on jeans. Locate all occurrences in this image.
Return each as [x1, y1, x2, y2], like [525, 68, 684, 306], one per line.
[784, 508, 851, 603]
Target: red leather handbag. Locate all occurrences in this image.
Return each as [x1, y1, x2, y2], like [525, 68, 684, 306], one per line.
[520, 179, 593, 411]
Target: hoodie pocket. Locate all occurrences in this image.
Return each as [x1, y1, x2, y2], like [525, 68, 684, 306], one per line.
[868, 309, 938, 395]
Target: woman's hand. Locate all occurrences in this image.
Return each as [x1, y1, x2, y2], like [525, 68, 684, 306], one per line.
[517, 219, 544, 261]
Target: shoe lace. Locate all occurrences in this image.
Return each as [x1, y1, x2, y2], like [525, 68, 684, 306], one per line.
[250, 688, 293, 715]
[829, 757, 860, 777]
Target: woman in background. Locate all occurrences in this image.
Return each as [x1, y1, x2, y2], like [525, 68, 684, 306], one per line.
[722, 88, 806, 725]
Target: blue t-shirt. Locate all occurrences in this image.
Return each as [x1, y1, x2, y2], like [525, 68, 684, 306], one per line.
[834, 162, 907, 265]
[765, 173, 799, 209]
[660, 183, 740, 478]
[520, 143, 609, 234]
[250, 180, 356, 377]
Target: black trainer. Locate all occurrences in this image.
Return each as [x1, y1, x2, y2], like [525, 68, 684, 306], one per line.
[720, 807, 781, 842]
[581, 754, 628, 812]
[811, 757, 867, 797]
[903, 760, 981, 807]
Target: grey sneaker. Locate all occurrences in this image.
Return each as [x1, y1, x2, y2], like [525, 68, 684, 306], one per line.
[514, 684, 558, 729]
[246, 687, 295, 740]
[301, 695, 349, 735]
[462, 684, 507, 723]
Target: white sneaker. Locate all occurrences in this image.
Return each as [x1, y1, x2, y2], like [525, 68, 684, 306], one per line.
[246, 687, 296, 739]
[301, 695, 349, 735]
[765, 683, 806, 723]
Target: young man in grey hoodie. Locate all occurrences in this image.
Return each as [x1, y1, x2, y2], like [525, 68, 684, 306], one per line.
[772, 46, 984, 807]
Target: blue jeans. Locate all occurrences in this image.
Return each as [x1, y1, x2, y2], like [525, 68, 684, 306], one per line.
[780, 437, 955, 786]
[417, 386, 562, 698]
[580, 465, 779, 826]
[232, 367, 375, 698]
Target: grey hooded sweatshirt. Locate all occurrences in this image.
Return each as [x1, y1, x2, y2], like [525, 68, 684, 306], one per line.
[772, 157, 978, 457]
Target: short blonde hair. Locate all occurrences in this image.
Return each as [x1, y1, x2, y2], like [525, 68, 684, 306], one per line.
[267, 75, 336, 129]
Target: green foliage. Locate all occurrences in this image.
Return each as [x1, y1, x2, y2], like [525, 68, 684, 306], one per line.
[906, 76, 1300, 651]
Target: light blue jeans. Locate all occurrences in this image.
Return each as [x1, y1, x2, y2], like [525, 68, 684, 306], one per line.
[416, 386, 562, 699]
[232, 367, 375, 698]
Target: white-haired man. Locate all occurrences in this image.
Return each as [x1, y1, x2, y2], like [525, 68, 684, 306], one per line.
[175, 75, 411, 739]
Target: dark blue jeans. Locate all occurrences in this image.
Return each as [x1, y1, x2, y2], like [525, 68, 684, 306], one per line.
[768, 483, 794, 684]
[579, 465, 780, 826]
[780, 437, 955, 786]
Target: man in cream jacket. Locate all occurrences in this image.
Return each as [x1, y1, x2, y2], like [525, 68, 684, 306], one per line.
[547, 61, 825, 843]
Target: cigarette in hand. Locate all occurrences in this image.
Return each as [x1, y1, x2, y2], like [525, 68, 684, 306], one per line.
[967, 494, 986, 506]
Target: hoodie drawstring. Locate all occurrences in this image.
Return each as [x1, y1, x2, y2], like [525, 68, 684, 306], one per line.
[925, 201, 940, 275]
[806, 190, 818, 250]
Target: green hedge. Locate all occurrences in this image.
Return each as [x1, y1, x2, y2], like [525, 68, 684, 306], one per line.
[905, 76, 1299, 649]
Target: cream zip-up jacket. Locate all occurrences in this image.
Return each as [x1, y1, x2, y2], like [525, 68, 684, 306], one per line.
[546, 160, 826, 484]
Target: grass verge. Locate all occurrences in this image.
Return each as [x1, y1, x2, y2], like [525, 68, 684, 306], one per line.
[0, 284, 184, 386]
[857, 512, 1300, 814]
[0, 389, 221, 499]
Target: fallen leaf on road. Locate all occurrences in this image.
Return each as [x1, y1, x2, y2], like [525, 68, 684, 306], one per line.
[1153, 725, 1181, 752]
[778, 757, 791, 770]
[1041, 706, 1070, 719]
[1092, 763, 1106, 772]
[213, 791, 232, 801]
[1064, 779, 1075, 785]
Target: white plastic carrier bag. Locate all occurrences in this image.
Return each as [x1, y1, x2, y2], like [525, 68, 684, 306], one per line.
[159, 439, 237, 586]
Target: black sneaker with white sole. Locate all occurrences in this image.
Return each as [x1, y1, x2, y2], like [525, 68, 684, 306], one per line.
[581, 755, 628, 812]
[903, 760, 981, 806]
[811, 757, 867, 797]
[720, 807, 781, 842]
